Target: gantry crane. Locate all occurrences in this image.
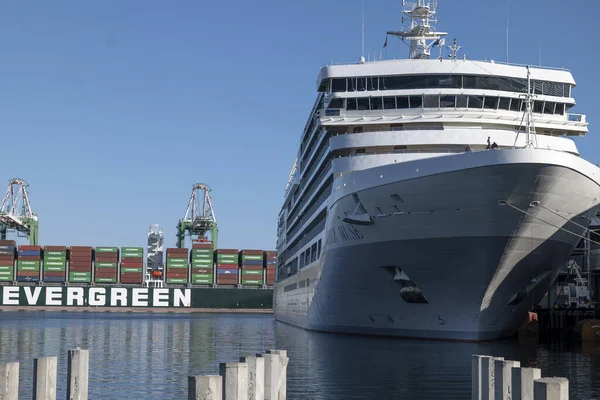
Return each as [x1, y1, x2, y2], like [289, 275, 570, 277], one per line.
[0, 178, 39, 245]
[176, 183, 218, 248]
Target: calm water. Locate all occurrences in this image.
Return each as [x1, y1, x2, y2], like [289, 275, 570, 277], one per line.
[0, 312, 599, 399]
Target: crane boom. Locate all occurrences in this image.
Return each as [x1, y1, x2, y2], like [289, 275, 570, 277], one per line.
[0, 178, 39, 245]
[176, 183, 218, 248]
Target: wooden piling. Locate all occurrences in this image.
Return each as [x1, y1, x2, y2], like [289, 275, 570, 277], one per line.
[33, 356, 58, 400]
[67, 348, 89, 400]
[0, 361, 19, 400]
[187, 375, 222, 400]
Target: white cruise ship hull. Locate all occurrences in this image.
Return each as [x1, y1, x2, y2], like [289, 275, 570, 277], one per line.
[274, 148, 600, 341]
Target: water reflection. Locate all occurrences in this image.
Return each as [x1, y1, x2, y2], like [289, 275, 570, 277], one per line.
[0, 313, 598, 399]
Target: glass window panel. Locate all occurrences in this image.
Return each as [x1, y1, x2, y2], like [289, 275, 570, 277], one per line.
[463, 75, 477, 89]
[348, 78, 356, 91]
[423, 95, 439, 108]
[544, 101, 555, 114]
[533, 81, 543, 95]
[478, 76, 500, 90]
[384, 97, 397, 109]
[396, 96, 409, 109]
[409, 95, 423, 108]
[440, 95, 455, 107]
[331, 79, 346, 92]
[484, 96, 499, 109]
[498, 97, 511, 110]
[371, 97, 384, 110]
[369, 77, 378, 91]
[357, 78, 367, 91]
[498, 77, 527, 92]
[555, 103, 565, 115]
[510, 98, 522, 112]
[357, 98, 370, 110]
[469, 95, 483, 109]
[456, 95, 468, 108]
[347, 98, 357, 110]
[328, 98, 344, 109]
[533, 101, 544, 113]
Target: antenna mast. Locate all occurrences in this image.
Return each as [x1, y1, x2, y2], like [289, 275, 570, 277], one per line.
[386, 0, 447, 59]
[524, 67, 537, 148]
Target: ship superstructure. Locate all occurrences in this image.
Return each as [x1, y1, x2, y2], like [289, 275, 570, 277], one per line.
[273, 0, 600, 341]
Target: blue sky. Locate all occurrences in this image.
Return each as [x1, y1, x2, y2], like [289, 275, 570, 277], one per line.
[0, 0, 596, 250]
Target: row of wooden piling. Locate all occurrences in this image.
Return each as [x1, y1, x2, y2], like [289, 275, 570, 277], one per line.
[472, 354, 568, 400]
[0, 348, 288, 400]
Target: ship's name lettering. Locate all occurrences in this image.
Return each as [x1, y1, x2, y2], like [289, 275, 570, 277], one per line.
[327, 224, 364, 245]
[0, 287, 191, 307]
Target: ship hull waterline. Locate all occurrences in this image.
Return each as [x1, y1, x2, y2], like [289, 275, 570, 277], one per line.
[274, 148, 600, 342]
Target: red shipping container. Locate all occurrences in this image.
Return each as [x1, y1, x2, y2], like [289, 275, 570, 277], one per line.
[70, 255, 92, 262]
[19, 245, 41, 251]
[96, 255, 118, 262]
[241, 265, 263, 270]
[191, 268, 212, 274]
[216, 249, 238, 254]
[18, 271, 39, 277]
[0, 240, 16, 245]
[0, 255, 14, 261]
[120, 261, 143, 268]
[0, 261, 14, 266]
[240, 249, 263, 255]
[44, 271, 65, 277]
[18, 256, 40, 261]
[44, 246, 67, 251]
[192, 243, 214, 249]
[121, 257, 143, 263]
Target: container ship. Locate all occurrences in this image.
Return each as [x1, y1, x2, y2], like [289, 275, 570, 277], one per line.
[273, 1, 600, 341]
[0, 182, 274, 311]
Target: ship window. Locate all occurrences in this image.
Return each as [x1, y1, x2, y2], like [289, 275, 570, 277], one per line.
[396, 96, 409, 109]
[555, 103, 565, 115]
[384, 97, 397, 109]
[534, 101, 544, 114]
[348, 78, 356, 92]
[369, 77, 378, 91]
[463, 75, 477, 89]
[306, 247, 311, 263]
[456, 95, 468, 108]
[311, 243, 317, 262]
[371, 97, 384, 110]
[479, 76, 500, 90]
[328, 98, 344, 109]
[356, 78, 367, 91]
[353, 126, 363, 133]
[510, 98, 522, 112]
[484, 96, 499, 109]
[317, 240, 322, 258]
[498, 97, 511, 110]
[299, 252, 305, 268]
[355, 148, 366, 154]
[469, 95, 483, 109]
[440, 95, 455, 108]
[409, 95, 423, 109]
[332, 78, 347, 92]
[498, 77, 527, 92]
[423, 95, 439, 108]
[357, 98, 370, 110]
[532, 81, 544, 95]
[347, 98, 357, 110]
[544, 101, 556, 114]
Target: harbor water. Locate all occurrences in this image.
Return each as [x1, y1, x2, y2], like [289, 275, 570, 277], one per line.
[0, 312, 598, 399]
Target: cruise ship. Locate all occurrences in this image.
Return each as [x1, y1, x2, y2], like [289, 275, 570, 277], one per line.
[273, 0, 600, 341]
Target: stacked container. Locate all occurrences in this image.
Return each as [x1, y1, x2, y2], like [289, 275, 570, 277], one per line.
[120, 247, 144, 284]
[190, 243, 214, 285]
[0, 240, 15, 282]
[239, 250, 264, 286]
[17, 245, 41, 282]
[69, 246, 93, 283]
[166, 248, 189, 284]
[43, 246, 67, 282]
[95, 247, 119, 283]
[264, 250, 276, 286]
[215, 249, 239, 285]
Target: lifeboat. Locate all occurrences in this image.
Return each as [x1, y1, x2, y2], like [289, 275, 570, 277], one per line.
[151, 270, 163, 278]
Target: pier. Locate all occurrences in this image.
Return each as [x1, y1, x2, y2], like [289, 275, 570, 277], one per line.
[0, 348, 288, 400]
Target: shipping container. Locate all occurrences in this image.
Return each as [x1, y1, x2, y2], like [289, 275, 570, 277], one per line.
[68, 247, 92, 283]
[118, 247, 144, 284]
[17, 245, 40, 282]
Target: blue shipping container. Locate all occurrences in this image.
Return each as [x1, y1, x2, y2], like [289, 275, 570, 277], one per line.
[18, 250, 40, 257]
[241, 260, 263, 266]
[17, 276, 39, 282]
[43, 276, 65, 282]
[217, 268, 238, 275]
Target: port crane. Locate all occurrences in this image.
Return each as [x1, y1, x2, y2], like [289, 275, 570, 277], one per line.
[0, 178, 39, 245]
[176, 183, 218, 248]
